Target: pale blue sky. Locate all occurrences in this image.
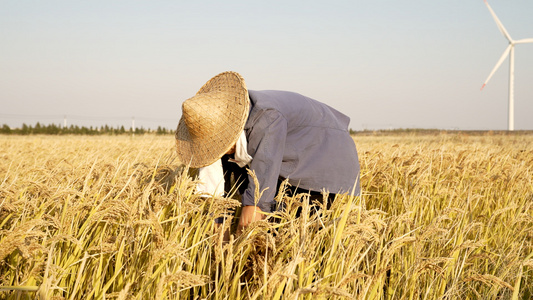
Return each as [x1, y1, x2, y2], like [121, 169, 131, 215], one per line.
[1, 0, 533, 130]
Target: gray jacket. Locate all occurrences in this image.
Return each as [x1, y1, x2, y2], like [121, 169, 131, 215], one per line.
[242, 90, 360, 212]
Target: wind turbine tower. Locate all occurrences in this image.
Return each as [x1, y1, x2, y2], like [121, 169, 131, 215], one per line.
[481, 0, 533, 131]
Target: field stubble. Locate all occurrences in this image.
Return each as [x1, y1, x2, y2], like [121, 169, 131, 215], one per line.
[0, 134, 532, 299]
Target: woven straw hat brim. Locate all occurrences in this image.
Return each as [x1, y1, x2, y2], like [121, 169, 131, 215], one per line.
[175, 71, 249, 168]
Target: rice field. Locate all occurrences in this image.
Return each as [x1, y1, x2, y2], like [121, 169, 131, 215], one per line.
[1, 133, 532, 299]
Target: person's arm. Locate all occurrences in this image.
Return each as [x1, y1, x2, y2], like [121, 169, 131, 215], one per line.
[240, 109, 287, 225]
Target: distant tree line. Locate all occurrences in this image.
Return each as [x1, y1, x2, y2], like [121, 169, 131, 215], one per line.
[0, 123, 174, 135]
[349, 128, 533, 136]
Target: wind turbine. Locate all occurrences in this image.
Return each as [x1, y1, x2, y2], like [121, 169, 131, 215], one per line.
[480, 0, 533, 131]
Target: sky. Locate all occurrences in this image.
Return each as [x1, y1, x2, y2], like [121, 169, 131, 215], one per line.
[1, 0, 533, 131]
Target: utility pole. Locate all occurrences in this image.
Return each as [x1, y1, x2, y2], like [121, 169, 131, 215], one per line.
[131, 117, 135, 137]
[63, 115, 67, 129]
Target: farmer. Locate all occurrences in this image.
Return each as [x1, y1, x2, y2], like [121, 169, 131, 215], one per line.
[175, 71, 360, 232]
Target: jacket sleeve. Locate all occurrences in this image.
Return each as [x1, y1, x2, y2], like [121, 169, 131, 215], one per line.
[242, 109, 287, 212]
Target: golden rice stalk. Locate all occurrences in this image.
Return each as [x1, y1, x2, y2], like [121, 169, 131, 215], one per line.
[464, 273, 514, 291]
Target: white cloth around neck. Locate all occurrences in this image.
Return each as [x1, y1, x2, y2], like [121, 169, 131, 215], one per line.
[196, 159, 224, 197]
[230, 131, 253, 167]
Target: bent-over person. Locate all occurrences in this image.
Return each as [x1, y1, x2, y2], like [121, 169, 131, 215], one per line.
[175, 71, 360, 233]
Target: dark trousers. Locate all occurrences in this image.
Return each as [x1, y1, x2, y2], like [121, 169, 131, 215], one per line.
[273, 180, 335, 218]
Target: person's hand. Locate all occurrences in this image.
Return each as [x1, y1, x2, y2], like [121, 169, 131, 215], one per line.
[237, 206, 264, 235]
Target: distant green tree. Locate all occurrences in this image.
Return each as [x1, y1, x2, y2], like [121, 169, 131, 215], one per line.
[34, 122, 42, 134]
[47, 124, 60, 134]
[21, 123, 30, 135]
[0, 124, 11, 134]
[135, 127, 145, 135]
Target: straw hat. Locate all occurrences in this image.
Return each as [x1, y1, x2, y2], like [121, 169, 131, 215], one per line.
[175, 71, 250, 168]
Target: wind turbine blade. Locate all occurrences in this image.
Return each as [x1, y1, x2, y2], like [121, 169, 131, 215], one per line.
[515, 38, 533, 44]
[481, 44, 512, 90]
[484, 0, 513, 42]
